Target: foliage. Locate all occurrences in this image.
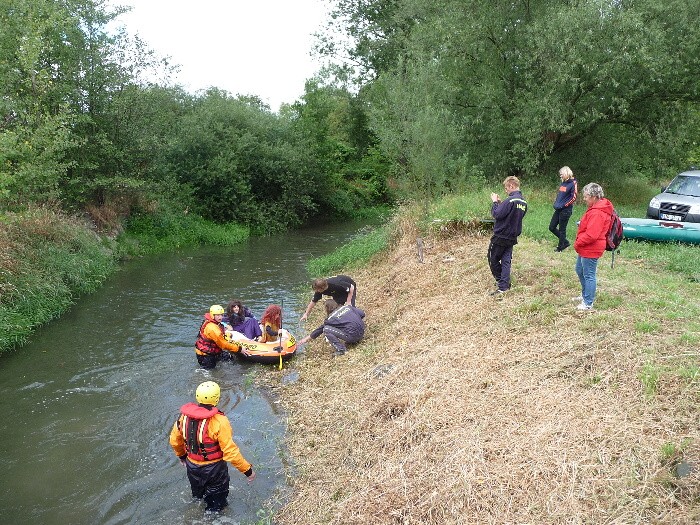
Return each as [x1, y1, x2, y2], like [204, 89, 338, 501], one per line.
[0, 0, 393, 234]
[307, 226, 389, 276]
[0, 207, 116, 351]
[320, 0, 700, 197]
[290, 81, 394, 216]
[0, 203, 253, 352]
[162, 89, 320, 233]
[117, 209, 250, 258]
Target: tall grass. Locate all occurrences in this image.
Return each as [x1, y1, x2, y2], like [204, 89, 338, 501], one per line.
[0, 207, 116, 351]
[116, 211, 250, 258]
[0, 207, 251, 353]
[409, 179, 700, 281]
[305, 175, 698, 282]
[307, 226, 390, 276]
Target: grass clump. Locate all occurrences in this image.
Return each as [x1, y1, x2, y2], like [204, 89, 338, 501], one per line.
[0, 207, 116, 352]
[307, 226, 389, 276]
[116, 211, 249, 258]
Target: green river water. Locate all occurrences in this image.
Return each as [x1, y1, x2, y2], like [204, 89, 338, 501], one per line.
[0, 220, 372, 524]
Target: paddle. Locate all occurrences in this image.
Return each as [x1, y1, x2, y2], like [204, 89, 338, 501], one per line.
[278, 299, 284, 370]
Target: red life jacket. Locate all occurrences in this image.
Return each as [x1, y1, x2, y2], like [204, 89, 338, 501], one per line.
[178, 402, 224, 462]
[195, 314, 224, 355]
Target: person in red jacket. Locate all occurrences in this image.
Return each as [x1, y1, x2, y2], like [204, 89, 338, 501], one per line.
[573, 183, 613, 311]
[169, 381, 256, 512]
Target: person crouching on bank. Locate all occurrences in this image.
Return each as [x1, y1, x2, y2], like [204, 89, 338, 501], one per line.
[169, 381, 256, 512]
[298, 285, 365, 356]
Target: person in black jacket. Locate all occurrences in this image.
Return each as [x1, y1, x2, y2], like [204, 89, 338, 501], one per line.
[299, 285, 365, 356]
[300, 274, 356, 321]
[487, 176, 528, 295]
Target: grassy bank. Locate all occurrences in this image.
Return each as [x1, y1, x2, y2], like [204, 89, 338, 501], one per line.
[267, 191, 700, 523]
[0, 208, 117, 351]
[0, 207, 249, 353]
[307, 225, 391, 276]
[426, 180, 699, 281]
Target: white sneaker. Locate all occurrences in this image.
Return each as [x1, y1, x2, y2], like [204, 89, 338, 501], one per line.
[576, 302, 593, 311]
[572, 296, 583, 303]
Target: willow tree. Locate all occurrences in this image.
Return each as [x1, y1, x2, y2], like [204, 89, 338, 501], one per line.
[320, 0, 700, 193]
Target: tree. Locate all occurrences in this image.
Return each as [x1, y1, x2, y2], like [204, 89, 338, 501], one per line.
[0, 0, 82, 206]
[165, 89, 319, 232]
[0, 0, 178, 210]
[291, 80, 392, 213]
[321, 0, 700, 194]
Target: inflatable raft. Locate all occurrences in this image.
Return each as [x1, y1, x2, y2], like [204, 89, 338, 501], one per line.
[622, 217, 700, 244]
[226, 329, 297, 364]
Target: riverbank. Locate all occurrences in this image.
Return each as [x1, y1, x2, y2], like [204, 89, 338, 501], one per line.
[269, 214, 700, 524]
[0, 206, 249, 353]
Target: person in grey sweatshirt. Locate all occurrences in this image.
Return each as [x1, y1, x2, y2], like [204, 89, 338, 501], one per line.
[299, 285, 365, 356]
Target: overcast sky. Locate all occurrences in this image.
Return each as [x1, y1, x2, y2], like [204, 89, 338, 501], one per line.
[109, 0, 329, 111]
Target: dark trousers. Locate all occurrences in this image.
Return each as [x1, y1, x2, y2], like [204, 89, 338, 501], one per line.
[323, 325, 362, 355]
[487, 238, 514, 291]
[196, 351, 232, 370]
[185, 459, 230, 512]
[332, 291, 356, 306]
[549, 207, 573, 250]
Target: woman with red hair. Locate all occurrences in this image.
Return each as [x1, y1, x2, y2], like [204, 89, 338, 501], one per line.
[258, 304, 282, 343]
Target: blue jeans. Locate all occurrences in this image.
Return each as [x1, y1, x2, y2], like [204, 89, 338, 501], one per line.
[575, 255, 598, 307]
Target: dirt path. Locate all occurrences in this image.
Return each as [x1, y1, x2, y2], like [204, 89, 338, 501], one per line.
[270, 226, 700, 524]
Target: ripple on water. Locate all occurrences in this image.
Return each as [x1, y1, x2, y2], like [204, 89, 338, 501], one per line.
[1, 221, 372, 524]
[19, 381, 53, 390]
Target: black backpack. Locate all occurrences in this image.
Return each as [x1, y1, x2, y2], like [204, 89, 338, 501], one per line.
[605, 208, 624, 268]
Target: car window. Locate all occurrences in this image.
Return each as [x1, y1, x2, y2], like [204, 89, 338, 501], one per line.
[666, 175, 700, 197]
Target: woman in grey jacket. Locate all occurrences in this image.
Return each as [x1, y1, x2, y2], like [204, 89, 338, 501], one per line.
[299, 285, 365, 356]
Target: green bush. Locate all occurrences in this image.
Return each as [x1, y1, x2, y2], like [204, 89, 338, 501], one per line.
[117, 211, 250, 258]
[307, 226, 389, 276]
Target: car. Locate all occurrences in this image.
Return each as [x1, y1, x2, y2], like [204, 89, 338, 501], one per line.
[647, 169, 700, 223]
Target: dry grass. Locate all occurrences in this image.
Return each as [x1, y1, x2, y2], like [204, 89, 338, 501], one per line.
[265, 225, 700, 524]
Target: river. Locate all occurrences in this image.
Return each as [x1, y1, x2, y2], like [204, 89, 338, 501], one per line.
[0, 220, 372, 524]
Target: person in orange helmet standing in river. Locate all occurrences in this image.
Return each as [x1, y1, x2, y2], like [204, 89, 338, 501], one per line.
[169, 381, 256, 513]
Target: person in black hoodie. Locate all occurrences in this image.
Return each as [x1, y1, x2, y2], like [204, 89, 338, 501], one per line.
[488, 176, 528, 295]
